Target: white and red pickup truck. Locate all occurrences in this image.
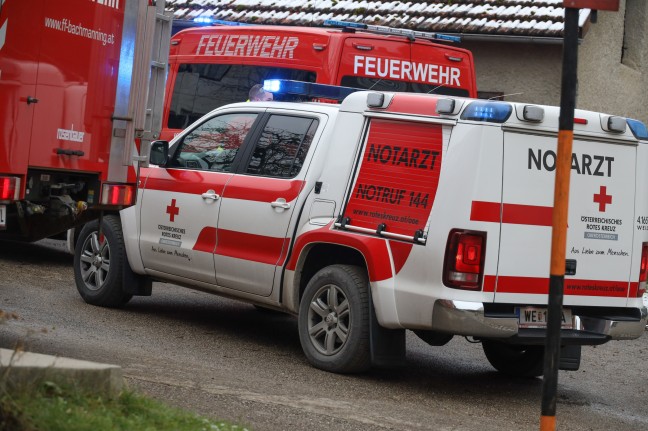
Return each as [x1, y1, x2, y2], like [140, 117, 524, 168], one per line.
[73, 83, 648, 377]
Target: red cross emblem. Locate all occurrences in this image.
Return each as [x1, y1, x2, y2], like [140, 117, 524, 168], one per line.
[166, 199, 180, 222]
[593, 186, 612, 212]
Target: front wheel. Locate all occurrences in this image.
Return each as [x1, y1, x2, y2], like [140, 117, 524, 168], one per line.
[73, 215, 132, 308]
[298, 265, 371, 374]
[482, 340, 544, 377]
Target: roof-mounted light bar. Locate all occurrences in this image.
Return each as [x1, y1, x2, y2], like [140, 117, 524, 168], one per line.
[323, 20, 461, 43]
[461, 101, 512, 123]
[263, 79, 361, 101]
[192, 17, 253, 26]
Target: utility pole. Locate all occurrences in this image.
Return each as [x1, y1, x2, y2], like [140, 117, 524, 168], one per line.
[540, 1, 620, 430]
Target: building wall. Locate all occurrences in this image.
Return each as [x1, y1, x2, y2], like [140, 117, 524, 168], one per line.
[461, 0, 648, 123]
[578, 0, 648, 123]
[463, 40, 562, 106]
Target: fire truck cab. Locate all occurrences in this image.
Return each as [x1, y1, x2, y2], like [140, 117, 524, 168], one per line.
[161, 20, 477, 140]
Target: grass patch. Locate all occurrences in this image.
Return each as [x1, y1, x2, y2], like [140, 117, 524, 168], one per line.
[0, 381, 249, 431]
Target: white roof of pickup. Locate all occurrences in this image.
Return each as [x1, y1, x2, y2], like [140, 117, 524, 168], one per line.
[165, 0, 593, 39]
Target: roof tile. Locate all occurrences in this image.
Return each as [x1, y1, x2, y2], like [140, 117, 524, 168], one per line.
[166, 0, 591, 38]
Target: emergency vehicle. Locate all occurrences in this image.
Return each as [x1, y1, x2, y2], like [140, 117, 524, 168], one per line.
[0, 0, 171, 242]
[73, 81, 648, 377]
[159, 19, 477, 141]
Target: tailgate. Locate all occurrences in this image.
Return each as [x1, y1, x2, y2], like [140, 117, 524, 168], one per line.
[496, 131, 636, 306]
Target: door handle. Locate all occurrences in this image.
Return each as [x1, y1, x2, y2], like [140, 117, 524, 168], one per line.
[271, 198, 290, 210]
[27, 96, 39, 105]
[201, 190, 220, 201]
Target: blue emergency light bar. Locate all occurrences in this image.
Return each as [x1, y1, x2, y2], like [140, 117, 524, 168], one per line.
[192, 16, 215, 24]
[628, 119, 648, 140]
[461, 101, 512, 123]
[192, 17, 253, 26]
[263, 80, 361, 101]
[323, 19, 462, 43]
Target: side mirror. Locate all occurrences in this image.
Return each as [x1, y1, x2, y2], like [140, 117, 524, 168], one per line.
[149, 140, 169, 166]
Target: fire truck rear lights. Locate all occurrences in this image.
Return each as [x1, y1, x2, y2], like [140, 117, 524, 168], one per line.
[0, 176, 20, 201]
[461, 101, 512, 123]
[436, 99, 456, 115]
[638, 243, 648, 297]
[263, 79, 360, 102]
[627, 119, 648, 140]
[522, 105, 544, 122]
[101, 184, 135, 207]
[443, 230, 486, 291]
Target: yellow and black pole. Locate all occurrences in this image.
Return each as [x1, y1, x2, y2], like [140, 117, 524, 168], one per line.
[541, 2, 619, 430]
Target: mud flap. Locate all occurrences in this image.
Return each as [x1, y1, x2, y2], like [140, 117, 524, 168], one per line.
[122, 267, 152, 296]
[558, 345, 581, 371]
[369, 291, 406, 368]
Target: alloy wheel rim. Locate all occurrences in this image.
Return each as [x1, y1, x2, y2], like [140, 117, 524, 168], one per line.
[307, 283, 350, 355]
[78, 231, 110, 291]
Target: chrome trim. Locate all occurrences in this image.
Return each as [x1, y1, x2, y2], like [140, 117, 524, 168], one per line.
[432, 300, 648, 340]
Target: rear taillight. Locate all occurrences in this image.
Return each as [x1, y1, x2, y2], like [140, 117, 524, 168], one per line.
[638, 243, 648, 297]
[0, 176, 20, 201]
[443, 229, 486, 290]
[100, 184, 135, 206]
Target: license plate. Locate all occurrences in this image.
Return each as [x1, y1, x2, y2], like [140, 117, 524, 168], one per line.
[0, 205, 5, 228]
[516, 307, 573, 329]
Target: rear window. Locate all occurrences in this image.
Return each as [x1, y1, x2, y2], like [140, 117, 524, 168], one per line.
[167, 64, 316, 130]
[341, 76, 469, 97]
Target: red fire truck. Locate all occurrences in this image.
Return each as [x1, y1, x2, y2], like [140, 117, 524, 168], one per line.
[160, 19, 477, 141]
[0, 0, 170, 241]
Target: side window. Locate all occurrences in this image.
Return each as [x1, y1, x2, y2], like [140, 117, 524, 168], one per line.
[169, 113, 258, 172]
[246, 115, 319, 178]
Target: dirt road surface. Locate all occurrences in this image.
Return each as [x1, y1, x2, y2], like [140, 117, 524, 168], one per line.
[1, 240, 647, 430]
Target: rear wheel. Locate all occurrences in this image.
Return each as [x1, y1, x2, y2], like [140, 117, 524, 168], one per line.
[482, 340, 544, 377]
[298, 265, 371, 373]
[74, 215, 132, 308]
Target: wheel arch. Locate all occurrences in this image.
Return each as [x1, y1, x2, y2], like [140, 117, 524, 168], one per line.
[296, 243, 368, 304]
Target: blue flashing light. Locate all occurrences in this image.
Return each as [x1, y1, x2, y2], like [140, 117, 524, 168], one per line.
[324, 20, 367, 29]
[192, 18, 253, 26]
[461, 101, 512, 123]
[263, 79, 361, 101]
[628, 119, 648, 140]
[435, 33, 462, 43]
[193, 17, 215, 25]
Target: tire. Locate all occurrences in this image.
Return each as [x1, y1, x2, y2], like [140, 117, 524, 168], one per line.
[298, 265, 371, 374]
[73, 215, 133, 308]
[482, 340, 544, 378]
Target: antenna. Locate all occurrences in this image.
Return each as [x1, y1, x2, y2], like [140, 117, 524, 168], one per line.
[488, 92, 524, 100]
[368, 78, 384, 91]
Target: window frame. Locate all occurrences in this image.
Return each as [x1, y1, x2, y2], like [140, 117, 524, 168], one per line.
[235, 112, 323, 179]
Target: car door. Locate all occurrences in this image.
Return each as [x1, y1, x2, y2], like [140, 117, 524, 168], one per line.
[138, 110, 261, 283]
[214, 111, 325, 296]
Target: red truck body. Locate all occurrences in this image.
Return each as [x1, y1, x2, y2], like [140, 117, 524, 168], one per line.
[0, 0, 169, 240]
